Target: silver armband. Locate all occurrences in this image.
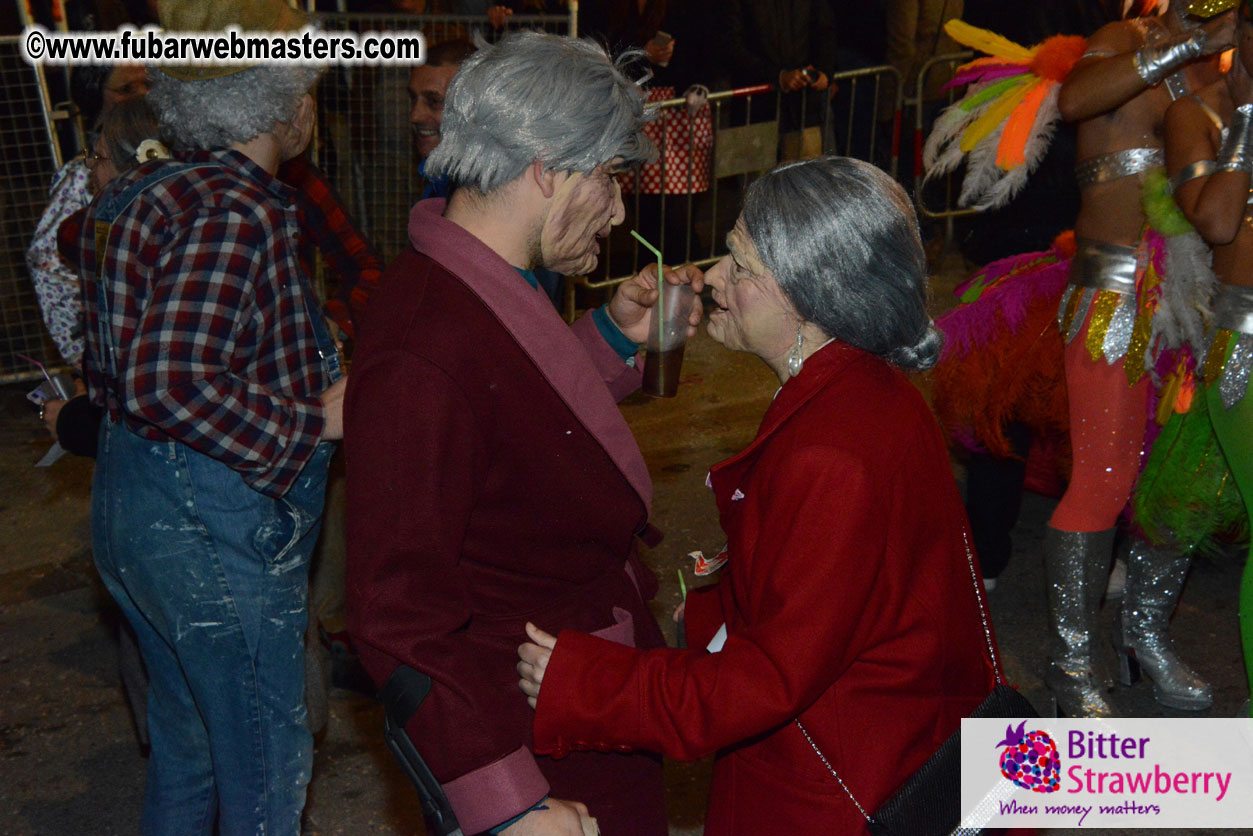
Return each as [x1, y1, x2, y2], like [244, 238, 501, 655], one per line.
[1217, 104, 1253, 174]
[1170, 159, 1217, 191]
[1134, 30, 1207, 87]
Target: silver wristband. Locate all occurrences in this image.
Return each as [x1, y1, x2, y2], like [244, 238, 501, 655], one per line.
[1217, 104, 1253, 174]
[1170, 159, 1217, 192]
[1134, 31, 1206, 87]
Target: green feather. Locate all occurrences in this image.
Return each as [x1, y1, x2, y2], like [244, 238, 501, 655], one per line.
[1141, 170, 1195, 237]
[959, 75, 1031, 112]
[1132, 383, 1247, 554]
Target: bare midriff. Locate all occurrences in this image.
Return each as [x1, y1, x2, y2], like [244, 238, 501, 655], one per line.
[1073, 84, 1172, 247]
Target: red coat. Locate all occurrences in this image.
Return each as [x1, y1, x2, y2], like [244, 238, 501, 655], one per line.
[534, 341, 998, 835]
[345, 200, 667, 836]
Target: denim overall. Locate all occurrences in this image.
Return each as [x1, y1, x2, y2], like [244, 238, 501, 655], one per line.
[88, 164, 341, 836]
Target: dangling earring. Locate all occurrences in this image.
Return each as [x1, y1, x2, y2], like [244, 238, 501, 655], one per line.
[787, 324, 805, 377]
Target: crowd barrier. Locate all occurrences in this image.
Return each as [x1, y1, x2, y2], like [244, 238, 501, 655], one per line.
[574, 63, 904, 311]
[912, 49, 980, 226]
[0, 33, 66, 384]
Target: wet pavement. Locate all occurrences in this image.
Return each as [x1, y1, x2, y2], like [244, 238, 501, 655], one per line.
[1, 260, 1250, 835]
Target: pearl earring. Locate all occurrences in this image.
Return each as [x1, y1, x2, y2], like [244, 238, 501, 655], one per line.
[787, 325, 804, 377]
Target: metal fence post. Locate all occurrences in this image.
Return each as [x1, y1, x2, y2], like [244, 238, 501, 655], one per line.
[912, 51, 979, 243]
[0, 35, 71, 382]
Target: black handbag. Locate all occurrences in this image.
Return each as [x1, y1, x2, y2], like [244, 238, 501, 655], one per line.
[796, 528, 1038, 836]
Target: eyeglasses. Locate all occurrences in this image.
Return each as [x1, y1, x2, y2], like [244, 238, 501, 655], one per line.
[83, 149, 110, 165]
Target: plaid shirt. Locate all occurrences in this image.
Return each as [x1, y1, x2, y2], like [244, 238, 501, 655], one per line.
[77, 149, 331, 498]
[280, 154, 382, 339]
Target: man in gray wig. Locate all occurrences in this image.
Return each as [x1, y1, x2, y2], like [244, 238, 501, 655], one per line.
[69, 1, 345, 832]
[345, 31, 701, 836]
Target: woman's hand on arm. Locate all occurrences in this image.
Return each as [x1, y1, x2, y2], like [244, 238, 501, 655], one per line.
[528, 450, 885, 763]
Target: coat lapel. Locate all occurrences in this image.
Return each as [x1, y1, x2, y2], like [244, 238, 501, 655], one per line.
[708, 341, 867, 508]
[408, 199, 652, 511]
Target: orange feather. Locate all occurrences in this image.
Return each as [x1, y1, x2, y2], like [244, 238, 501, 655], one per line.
[959, 56, 1027, 73]
[1053, 230, 1077, 258]
[997, 81, 1051, 169]
[1029, 35, 1088, 83]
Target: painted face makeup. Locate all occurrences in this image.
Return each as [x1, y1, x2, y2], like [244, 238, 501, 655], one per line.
[703, 220, 797, 361]
[539, 162, 625, 275]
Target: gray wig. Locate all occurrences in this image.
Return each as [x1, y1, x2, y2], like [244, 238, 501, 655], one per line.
[425, 31, 656, 194]
[743, 156, 943, 371]
[147, 64, 321, 151]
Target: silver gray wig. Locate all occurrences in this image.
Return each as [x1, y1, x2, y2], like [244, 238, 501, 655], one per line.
[147, 64, 321, 151]
[743, 156, 943, 371]
[425, 31, 656, 194]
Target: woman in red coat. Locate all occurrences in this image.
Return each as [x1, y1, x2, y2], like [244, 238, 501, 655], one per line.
[518, 156, 999, 834]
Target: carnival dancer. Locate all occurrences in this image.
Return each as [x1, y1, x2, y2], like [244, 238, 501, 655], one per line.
[925, 3, 1231, 715]
[1164, 0, 1253, 717]
[1043, 0, 1232, 716]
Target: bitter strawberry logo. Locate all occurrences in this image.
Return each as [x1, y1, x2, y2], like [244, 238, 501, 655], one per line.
[996, 721, 1061, 793]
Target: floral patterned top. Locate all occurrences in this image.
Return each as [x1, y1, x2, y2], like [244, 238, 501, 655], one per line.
[26, 158, 91, 367]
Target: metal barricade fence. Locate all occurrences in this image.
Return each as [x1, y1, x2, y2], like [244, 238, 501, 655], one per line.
[829, 64, 902, 180]
[576, 64, 903, 308]
[912, 50, 979, 226]
[0, 34, 67, 384]
[310, 12, 572, 269]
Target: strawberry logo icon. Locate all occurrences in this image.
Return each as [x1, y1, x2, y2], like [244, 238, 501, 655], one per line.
[996, 721, 1061, 793]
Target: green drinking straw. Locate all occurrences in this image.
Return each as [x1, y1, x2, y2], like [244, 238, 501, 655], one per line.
[630, 228, 665, 329]
[677, 569, 687, 601]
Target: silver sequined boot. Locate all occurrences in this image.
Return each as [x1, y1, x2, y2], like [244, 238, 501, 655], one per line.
[1114, 537, 1212, 710]
[1043, 526, 1115, 717]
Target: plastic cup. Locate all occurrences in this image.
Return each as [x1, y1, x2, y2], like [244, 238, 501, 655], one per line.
[642, 280, 694, 398]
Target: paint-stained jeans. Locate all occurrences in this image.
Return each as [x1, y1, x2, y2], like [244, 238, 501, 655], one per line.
[92, 420, 332, 836]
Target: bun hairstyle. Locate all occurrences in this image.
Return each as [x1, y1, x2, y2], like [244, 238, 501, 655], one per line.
[887, 322, 944, 372]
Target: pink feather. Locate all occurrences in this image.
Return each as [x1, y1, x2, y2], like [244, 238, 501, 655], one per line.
[946, 64, 1029, 89]
[938, 253, 1070, 361]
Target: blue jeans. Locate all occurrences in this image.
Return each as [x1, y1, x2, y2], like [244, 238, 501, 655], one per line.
[92, 421, 332, 836]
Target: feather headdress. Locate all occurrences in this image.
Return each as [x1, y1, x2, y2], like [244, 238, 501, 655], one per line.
[922, 20, 1087, 210]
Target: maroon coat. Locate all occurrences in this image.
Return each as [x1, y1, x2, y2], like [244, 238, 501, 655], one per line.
[344, 200, 667, 836]
[533, 341, 998, 835]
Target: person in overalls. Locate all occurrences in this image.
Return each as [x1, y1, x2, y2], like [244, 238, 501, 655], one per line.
[67, 1, 346, 833]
